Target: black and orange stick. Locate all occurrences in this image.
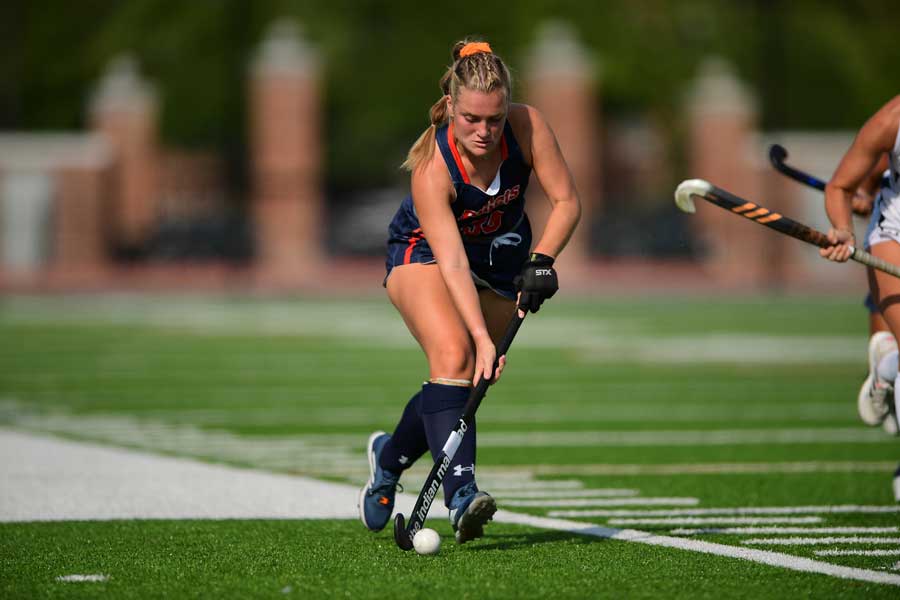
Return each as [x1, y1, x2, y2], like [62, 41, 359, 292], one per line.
[674, 178, 900, 279]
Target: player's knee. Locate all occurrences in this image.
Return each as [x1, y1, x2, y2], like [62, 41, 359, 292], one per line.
[428, 341, 474, 380]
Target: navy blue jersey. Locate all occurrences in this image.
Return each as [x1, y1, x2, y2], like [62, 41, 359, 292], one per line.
[385, 121, 533, 299]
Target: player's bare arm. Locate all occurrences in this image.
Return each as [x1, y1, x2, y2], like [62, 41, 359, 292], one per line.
[410, 152, 497, 385]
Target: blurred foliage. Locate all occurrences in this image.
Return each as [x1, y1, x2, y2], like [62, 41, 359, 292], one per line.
[2, 0, 898, 191]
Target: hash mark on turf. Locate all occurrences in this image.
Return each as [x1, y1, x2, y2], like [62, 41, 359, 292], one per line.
[56, 574, 109, 583]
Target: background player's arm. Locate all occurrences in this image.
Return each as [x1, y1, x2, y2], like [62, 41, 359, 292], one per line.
[509, 104, 581, 258]
[410, 153, 496, 383]
[823, 97, 900, 261]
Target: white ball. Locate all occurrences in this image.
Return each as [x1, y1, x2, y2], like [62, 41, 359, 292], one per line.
[413, 528, 441, 555]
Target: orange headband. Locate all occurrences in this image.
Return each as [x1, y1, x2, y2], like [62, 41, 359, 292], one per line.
[459, 42, 493, 58]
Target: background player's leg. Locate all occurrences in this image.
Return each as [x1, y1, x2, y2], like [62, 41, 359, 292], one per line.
[869, 242, 900, 501]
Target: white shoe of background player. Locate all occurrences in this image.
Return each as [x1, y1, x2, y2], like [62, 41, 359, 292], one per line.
[857, 331, 897, 426]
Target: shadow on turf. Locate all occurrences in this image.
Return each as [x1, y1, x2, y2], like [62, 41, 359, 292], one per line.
[466, 531, 598, 551]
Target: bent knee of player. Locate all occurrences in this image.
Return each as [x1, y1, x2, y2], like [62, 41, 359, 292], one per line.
[427, 341, 475, 381]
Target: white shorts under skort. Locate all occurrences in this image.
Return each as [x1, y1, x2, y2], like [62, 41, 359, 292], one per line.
[865, 185, 900, 250]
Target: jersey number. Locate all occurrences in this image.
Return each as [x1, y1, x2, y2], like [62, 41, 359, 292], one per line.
[462, 210, 503, 236]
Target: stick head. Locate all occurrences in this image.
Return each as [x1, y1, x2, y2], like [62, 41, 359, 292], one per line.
[674, 179, 712, 214]
[769, 143, 788, 167]
[393, 513, 414, 551]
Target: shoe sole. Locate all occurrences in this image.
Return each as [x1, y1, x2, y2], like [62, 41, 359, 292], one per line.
[858, 333, 895, 426]
[454, 494, 497, 544]
[358, 430, 387, 531]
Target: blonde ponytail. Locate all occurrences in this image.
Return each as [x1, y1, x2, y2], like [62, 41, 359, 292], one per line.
[401, 39, 512, 173]
[401, 95, 450, 172]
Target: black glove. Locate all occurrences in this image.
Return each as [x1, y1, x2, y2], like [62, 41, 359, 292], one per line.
[514, 253, 558, 313]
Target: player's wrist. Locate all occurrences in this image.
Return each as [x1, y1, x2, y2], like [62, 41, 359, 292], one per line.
[527, 252, 555, 267]
[470, 328, 491, 342]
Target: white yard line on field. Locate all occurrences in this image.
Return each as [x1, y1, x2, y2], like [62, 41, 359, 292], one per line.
[503, 497, 700, 508]
[493, 512, 900, 587]
[478, 428, 889, 446]
[672, 526, 899, 535]
[4, 428, 900, 587]
[549, 505, 900, 518]
[743, 537, 900, 545]
[487, 479, 585, 491]
[609, 516, 823, 526]
[493, 489, 638, 499]
[0, 427, 435, 521]
[815, 549, 900, 557]
[516, 462, 899, 476]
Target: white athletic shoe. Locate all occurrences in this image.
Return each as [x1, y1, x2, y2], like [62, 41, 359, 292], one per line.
[893, 465, 900, 502]
[857, 331, 897, 426]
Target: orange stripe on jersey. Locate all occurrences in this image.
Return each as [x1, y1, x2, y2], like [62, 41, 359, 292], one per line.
[447, 122, 471, 185]
[403, 228, 423, 264]
[757, 213, 782, 223]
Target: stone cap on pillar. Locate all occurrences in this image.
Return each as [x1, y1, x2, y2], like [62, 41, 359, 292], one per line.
[89, 54, 158, 117]
[687, 56, 756, 116]
[526, 20, 595, 81]
[251, 18, 319, 77]
[0, 134, 113, 172]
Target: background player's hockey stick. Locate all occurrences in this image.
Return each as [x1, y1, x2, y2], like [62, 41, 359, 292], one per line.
[674, 178, 900, 279]
[769, 143, 826, 191]
[393, 310, 526, 550]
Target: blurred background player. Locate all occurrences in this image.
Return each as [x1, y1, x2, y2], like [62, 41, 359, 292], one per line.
[358, 39, 581, 541]
[819, 94, 900, 501]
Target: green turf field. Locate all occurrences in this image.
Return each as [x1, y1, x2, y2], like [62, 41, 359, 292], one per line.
[1, 294, 899, 598]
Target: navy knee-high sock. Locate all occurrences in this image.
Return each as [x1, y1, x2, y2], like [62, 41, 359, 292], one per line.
[420, 382, 476, 506]
[379, 391, 429, 473]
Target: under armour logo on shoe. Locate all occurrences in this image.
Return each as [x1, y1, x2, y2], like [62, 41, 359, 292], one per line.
[398, 455, 409, 465]
[453, 464, 475, 477]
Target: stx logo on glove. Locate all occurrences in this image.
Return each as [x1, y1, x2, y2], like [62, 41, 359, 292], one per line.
[514, 253, 559, 313]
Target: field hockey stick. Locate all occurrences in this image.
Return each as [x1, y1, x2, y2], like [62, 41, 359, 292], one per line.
[393, 310, 526, 551]
[769, 144, 826, 191]
[674, 178, 900, 279]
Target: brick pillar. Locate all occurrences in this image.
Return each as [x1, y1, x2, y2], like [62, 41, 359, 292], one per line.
[53, 140, 113, 277]
[687, 57, 767, 287]
[524, 21, 599, 273]
[89, 55, 160, 252]
[249, 19, 323, 286]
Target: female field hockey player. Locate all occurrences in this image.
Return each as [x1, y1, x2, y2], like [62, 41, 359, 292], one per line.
[358, 39, 581, 541]
[819, 94, 900, 500]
